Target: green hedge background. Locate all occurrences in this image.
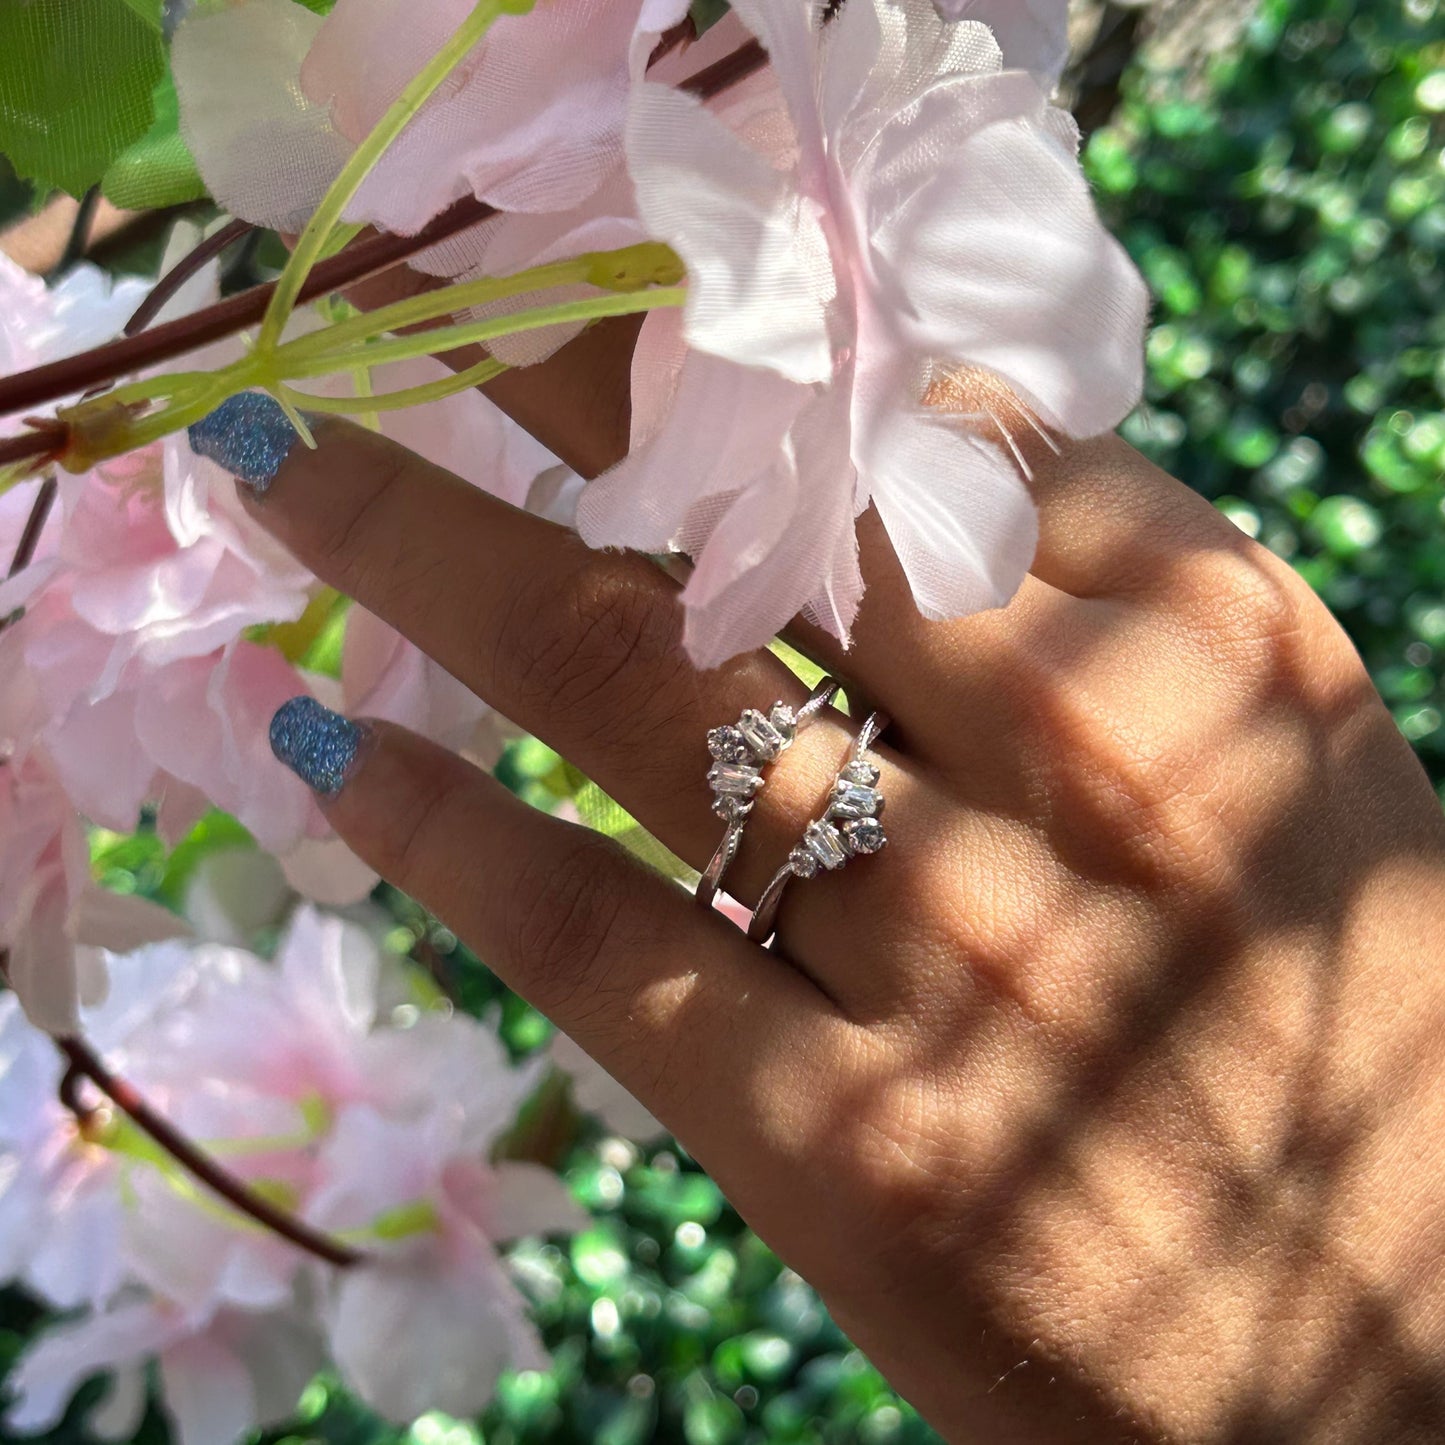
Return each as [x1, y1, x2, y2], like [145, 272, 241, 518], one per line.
[1, 0, 1441, 1441]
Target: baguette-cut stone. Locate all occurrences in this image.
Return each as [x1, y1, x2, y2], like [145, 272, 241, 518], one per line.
[708, 760, 763, 798]
[830, 780, 883, 819]
[737, 708, 789, 761]
[842, 817, 886, 855]
[840, 759, 880, 787]
[707, 725, 750, 764]
[803, 820, 849, 870]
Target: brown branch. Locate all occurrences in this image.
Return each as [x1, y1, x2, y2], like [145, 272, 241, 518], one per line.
[0, 37, 769, 436]
[124, 218, 256, 337]
[55, 1033, 365, 1268]
[6, 476, 57, 580]
[46, 188, 102, 283]
[0, 424, 66, 473]
[0, 196, 502, 424]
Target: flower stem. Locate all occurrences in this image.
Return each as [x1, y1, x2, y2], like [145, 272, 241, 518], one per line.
[283, 355, 508, 415]
[276, 286, 686, 380]
[54, 1033, 365, 1269]
[259, 0, 527, 354]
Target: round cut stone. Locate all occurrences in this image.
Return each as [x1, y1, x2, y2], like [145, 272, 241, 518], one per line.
[789, 846, 819, 879]
[840, 759, 880, 787]
[768, 703, 798, 740]
[842, 817, 887, 856]
[707, 725, 750, 764]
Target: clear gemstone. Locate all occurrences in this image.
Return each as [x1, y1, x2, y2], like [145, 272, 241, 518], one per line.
[789, 846, 819, 879]
[768, 703, 798, 739]
[737, 708, 789, 761]
[841, 817, 887, 856]
[803, 820, 849, 870]
[830, 780, 883, 819]
[713, 795, 751, 823]
[707, 725, 750, 764]
[840, 759, 880, 787]
[708, 760, 763, 797]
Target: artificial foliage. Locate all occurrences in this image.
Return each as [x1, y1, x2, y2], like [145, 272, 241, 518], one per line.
[0, 0, 165, 197]
[1, 0, 1442, 1441]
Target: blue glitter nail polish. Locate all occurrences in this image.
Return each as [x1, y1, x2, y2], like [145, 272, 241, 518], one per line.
[188, 392, 300, 494]
[270, 696, 365, 797]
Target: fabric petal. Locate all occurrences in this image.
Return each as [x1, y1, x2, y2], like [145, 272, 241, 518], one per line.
[626, 82, 835, 384]
[487, 1162, 589, 1242]
[173, 0, 350, 232]
[578, 348, 813, 553]
[937, 0, 1070, 87]
[159, 1335, 257, 1445]
[872, 117, 1149, 437]
[678, 387, 861, 667]
[861, 388, 1038, 618]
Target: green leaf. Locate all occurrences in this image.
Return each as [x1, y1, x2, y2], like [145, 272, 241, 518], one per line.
[689, 0, 730, 36]
[0, 0, 165, 197]
[116, 0, 164, 28]
[102, 73, 207, 210]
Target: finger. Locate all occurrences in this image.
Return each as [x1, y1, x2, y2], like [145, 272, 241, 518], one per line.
[189, 399, 931, 997]
[272, 707, 852, 1198]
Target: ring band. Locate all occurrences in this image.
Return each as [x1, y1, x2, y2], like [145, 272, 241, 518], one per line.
[696, 677, 840, 908]
[747, 711, 889, 944]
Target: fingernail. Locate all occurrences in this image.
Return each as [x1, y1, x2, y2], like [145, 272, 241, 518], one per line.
[269, 696, 366, 797]
[188, 392, 300, 495]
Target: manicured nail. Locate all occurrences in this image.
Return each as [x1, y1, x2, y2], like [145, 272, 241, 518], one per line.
[188, 392, 300, 495]
[269, 696, 366, 797]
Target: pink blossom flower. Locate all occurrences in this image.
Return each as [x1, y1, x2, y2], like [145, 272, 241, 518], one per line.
[173, 0, 689, 236]
[578, 0, 1149, 665]
[0, 753, 185, 1033]
[0, 241, 559, 901]
[0, 942, 198, 1302]
[6, 1297, 324, 1445]
[307, 1107, 583, 1420]
[3, 910, 574, 1436]
[0, 252, 149, 398]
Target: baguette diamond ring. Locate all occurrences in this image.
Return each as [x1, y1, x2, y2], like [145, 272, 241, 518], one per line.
[696, 677, 840, 909]
[747, 711, 889, 943]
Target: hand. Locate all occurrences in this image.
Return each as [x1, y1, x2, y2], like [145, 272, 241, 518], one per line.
[190, 330, 1445, 1444]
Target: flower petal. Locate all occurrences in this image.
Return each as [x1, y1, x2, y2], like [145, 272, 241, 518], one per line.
[626, 82, 835, 384]
[860, 384, 1038, 618]
[173, 0, 350, 232]
[872, 112, 1149, 437]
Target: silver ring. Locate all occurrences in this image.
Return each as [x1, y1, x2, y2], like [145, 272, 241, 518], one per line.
[747, 710, 889, 944]
[696, 677, 840, 909]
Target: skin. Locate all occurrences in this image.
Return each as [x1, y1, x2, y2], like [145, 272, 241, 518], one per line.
[241, 316, 1445, 1442]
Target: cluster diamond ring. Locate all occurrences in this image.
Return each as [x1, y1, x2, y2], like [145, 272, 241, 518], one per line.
[696, 677, 841, 908]
[747, 711, 889, 944]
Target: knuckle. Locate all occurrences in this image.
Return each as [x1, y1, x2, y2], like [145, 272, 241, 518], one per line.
[368, 760, 462, 891]
[500, 831, 635, 1021]
[494, 551, 692, 748]
[313, 441, 410, 572]
[1171, 542, 1309, 659]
